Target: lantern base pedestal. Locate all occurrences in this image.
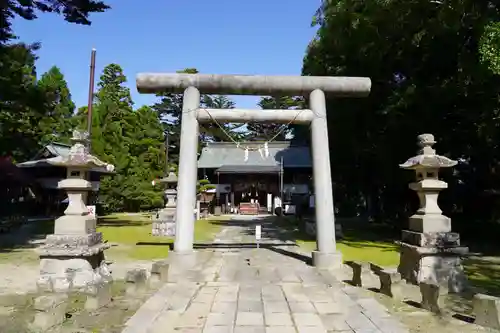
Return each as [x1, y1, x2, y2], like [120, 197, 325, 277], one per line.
[408, 213, 452, 234]
[152, 207, 176, 236]
[54, 214, 97, 236]
[36, 234, 112, 294]
[397, 240, 469, 293]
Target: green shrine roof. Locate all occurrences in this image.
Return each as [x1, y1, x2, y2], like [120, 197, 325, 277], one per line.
[17, 142, 113, 174]
[37, 142, 72, 159]
[198, 141, 312, 172]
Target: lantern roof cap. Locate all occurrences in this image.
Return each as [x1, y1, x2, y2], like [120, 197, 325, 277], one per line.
[399, 133, 457, 170]
[45, 130, 115, 172]
[159, 168, 178, 184]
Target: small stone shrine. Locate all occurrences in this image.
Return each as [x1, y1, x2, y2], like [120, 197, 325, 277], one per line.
[36, 130, 115, 293]
[152, 168, 178, 236]
[398, 133, 468, 292]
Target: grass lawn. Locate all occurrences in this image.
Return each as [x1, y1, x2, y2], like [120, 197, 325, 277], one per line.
[297, 235, 400, 267]
[275, 216, 401, 267]
[463, 255, 500, 296]
[97, 213, 222, 261]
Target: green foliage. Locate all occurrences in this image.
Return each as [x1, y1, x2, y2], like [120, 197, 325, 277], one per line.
[197, 179, 216, 194]
[0, 42, 50, 161]
[0, 62, 77, 162]
[479, 22, 500, 75]
[36, 66, 76, 144]
[85, 64, 166, 213]
[301, 0, 500, 224]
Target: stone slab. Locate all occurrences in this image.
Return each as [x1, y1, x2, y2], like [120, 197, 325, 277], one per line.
[473, 293, 500, 330]
[292, 312, 323, 326]
[235, 312, 264, 326]
[168, 250, 199, 269]
[289, 301, 316, 313]
[263, 301, 289, 313]
[31, 294, 68, 331]
[265, 327, 297, 333]
[265, 312, 293, 326]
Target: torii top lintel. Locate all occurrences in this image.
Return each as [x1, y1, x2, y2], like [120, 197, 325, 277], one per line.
[136, 73, 371, 97]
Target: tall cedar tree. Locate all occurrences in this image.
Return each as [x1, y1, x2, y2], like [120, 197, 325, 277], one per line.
[0, 43, 47, 161]
[126, 105, 166, 210]
[89, 64, 165, 212]
[36, 66, 76, 144]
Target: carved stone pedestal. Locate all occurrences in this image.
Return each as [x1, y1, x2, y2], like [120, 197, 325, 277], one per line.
[398, 238, 468, 292]
[152, 208, 176, 236]
[37, 233, 112, 293]
[152, 171, 177, 237]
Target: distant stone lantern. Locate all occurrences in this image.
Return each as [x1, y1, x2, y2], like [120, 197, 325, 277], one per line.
[152, 167, 178, 236]
[36, 130, 115, 294]
[398, 133, 468, 292]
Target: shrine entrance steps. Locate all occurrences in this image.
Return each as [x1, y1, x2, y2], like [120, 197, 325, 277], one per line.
[121, 215, 409, 333]
[238, 202, 260, 215]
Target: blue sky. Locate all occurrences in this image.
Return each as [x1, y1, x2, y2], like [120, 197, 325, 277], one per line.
[12, 0, 319, 109]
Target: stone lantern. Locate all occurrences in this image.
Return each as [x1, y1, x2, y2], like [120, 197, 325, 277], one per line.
[36, 130, 115, 294]
[398, 133, 468, 292]
[152, 168, 177, 236]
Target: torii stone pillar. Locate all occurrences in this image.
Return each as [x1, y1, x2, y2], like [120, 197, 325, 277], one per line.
[137, 73, 371, 268]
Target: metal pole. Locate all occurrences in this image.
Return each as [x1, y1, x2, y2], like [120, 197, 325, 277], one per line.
[280, 156, 284, 209]
[165, 131, 169, 176]
[85, 48, 96, 206]
[217, 172, 220, 207]
[87, 48, 96, 152]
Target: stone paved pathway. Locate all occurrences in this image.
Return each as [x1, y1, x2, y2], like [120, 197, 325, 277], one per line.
[122, 215, 409, 333]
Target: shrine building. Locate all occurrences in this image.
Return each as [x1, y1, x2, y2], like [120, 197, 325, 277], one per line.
[197, 141, 313, 215]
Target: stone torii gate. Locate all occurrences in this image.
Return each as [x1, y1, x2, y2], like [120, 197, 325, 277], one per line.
[136, 73, 371, 268]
